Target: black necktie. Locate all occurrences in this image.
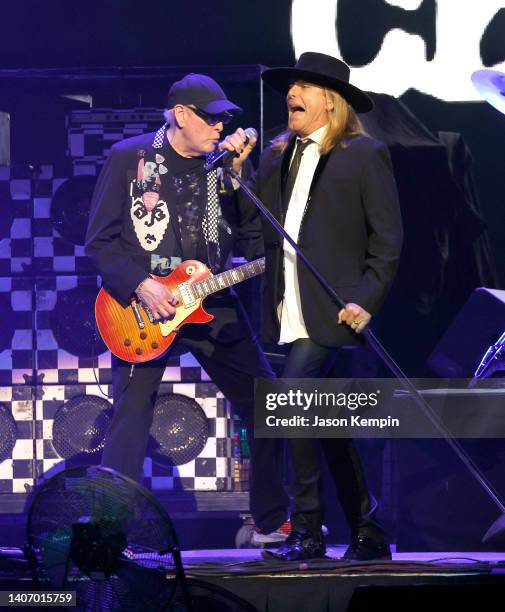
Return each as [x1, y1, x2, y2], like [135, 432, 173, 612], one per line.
[282, 138, 312, 210]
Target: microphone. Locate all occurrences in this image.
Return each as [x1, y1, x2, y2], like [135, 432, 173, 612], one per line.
[205, 127, 258, 171]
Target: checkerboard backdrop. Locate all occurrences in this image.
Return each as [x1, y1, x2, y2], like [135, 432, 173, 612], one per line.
[0, 109, 166, 279]
[33, 382, 233, 492]
[67, 108, 164, 164]
[142, 382, 233, 492]
[0, 385, 34, 494]
[0, 162, 97, 277]
[1, 272, 211, 388]
[0, 108, 237, 495]
[0, 381, 233, 494]
[0, 276, 34, 386]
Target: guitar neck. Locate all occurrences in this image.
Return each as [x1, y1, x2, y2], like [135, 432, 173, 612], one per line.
[194, 257, 265, 298]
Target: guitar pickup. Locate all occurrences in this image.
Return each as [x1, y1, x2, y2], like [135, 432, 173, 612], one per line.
[177, 282, 197, 307]
[130, 301, 145, 329]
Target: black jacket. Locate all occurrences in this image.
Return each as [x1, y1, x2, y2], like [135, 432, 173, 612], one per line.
[85, 131, 259, 308]
[243, 134, 403, 347]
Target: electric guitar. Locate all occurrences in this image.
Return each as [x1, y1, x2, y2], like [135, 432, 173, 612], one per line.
[95, 257, 265, 363]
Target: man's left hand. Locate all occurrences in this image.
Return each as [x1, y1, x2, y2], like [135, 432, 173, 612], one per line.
[218, 128, 257, 173]
[338, 303, 371, 334]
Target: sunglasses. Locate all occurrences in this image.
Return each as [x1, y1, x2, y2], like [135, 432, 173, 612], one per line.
[187, 106, 232, 126]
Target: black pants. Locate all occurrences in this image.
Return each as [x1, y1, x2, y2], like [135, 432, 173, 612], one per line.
[283, 338, 383, 541]
[101, 293, 288, 533]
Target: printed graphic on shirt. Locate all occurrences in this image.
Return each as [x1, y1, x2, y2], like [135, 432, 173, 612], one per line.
[129, 157, 170, 252]
[130, 191, 170, 252]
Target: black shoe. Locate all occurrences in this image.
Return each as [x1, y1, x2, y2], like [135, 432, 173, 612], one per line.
[262, 530, 326, 561]
[342, 534, 391, 561]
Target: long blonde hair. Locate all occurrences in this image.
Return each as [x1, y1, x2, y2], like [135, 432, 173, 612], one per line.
[271, 88, 365, 155]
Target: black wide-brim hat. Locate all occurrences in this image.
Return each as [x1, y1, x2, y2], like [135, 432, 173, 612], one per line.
[261, 52, 373, 114]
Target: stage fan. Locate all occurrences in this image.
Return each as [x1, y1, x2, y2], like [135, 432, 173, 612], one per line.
[24, 466, 190, 611]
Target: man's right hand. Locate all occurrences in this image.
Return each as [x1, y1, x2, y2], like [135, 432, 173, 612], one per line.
[219, 127, 257, 173]
[135, 278, 178, 320]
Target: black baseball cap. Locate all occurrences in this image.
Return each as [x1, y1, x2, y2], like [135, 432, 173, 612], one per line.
[167, 73, 242, 115]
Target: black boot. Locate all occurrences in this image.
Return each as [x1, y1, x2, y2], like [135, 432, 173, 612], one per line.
[262, 529, 326, 561]
[342, 534, 391, 561]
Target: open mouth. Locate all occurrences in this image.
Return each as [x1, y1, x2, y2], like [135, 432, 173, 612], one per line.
[289, 104, 305, 114]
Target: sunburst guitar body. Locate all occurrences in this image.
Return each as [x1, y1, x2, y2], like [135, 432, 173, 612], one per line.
[95, 257, 265, 363]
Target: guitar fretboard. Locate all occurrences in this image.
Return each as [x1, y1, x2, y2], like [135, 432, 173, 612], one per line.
[192, 257, 265, 298]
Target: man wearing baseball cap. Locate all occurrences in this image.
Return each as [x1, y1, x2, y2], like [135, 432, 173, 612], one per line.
[85, 73, 289, 537]
[233, 53, 403, 561]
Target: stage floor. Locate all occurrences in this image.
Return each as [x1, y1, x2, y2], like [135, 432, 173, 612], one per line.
[181, 545, 505, 564]
[178, 547, 505, 611]
[2, 546, 505, 611]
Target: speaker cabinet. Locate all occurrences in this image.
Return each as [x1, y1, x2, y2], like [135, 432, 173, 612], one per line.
[0, 386, 34, 493]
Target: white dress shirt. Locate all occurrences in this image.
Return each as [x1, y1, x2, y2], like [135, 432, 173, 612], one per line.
[279, 125, 327, 344]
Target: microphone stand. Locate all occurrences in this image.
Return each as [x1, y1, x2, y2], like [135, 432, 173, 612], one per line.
[225, 165, 505, 544]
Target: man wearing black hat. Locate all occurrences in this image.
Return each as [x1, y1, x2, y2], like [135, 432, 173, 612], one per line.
[235, 53, 403, 560]
[85, 73, 289, 537]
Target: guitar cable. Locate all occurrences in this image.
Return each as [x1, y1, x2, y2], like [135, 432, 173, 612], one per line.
[91, 320, 136, 402]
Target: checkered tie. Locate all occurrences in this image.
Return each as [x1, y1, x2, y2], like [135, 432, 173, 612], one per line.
[203, 168, 220, 270]
[152, 124, 167, 149]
